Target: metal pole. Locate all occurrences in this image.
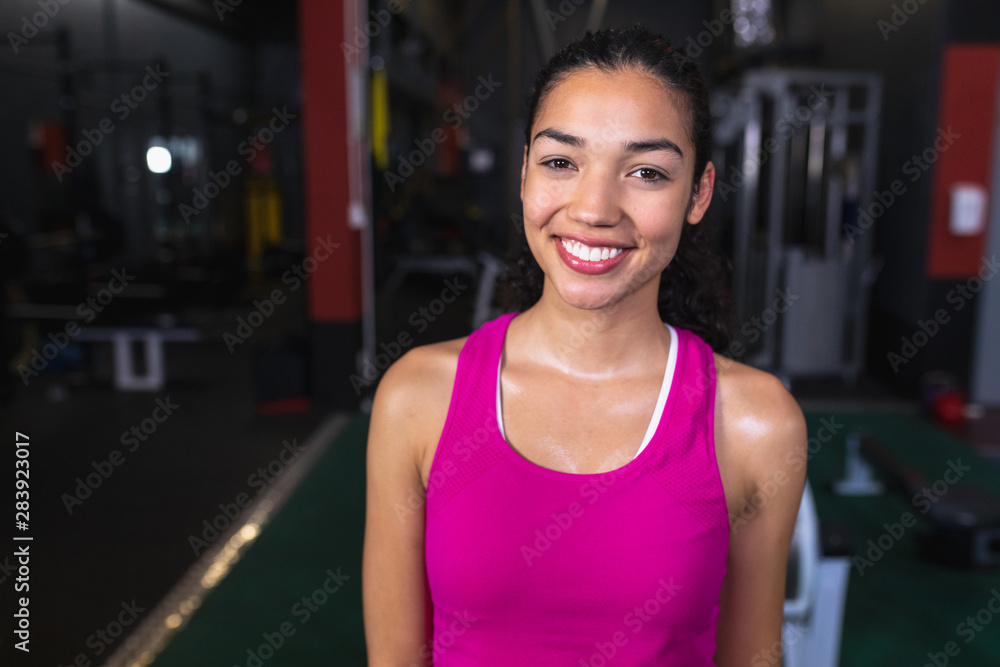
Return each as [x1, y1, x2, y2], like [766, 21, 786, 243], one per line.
[345, 0, 376, 393]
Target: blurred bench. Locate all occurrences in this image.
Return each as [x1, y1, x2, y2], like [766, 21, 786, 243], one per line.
[75, 326, 200, 392]
[8, 303, 202, 392]
[782, 480, 852, 667]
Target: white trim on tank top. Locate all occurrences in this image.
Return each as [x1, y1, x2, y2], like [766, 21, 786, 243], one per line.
[496, 322, 679, 462]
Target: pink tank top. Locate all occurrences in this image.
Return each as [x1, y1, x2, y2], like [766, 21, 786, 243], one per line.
[424, 311, 729, 665]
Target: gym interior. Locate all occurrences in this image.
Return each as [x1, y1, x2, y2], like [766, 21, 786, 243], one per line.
[1, 0, 1000, 665]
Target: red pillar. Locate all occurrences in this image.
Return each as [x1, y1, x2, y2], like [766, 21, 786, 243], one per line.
[299, 0, 362, 407]
[925, 44, 1000, 279]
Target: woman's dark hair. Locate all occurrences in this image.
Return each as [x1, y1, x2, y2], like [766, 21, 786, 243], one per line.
[497, 24, 735, 353]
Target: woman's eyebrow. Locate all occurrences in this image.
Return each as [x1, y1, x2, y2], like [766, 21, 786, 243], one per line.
[532, 127, 583, 148]
[532, 128, 683, 160]
[622, 138, 684, 159]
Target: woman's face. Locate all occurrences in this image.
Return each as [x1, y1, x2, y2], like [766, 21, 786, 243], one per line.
[521, 66, 714, 312]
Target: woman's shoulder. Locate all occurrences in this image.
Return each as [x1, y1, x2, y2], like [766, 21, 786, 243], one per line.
[388, 334, 467, 386]
[710, 351, 808, 489]
[375, 335, 469, 415]
[376, 312, 511, 406]
[370, 335, 471, 469]
[711, 351, 795, 409]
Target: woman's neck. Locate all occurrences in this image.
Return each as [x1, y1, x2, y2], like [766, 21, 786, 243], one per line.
[510, 281, 670, 381]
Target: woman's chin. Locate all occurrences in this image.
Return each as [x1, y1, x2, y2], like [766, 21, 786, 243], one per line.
[549, 285, 623, 312]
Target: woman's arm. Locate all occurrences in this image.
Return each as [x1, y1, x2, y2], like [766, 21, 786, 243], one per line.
[362, 348, 438, 666]
[714, 371, 808, 667]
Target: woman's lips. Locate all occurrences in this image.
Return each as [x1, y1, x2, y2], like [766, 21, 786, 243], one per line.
[554, 236, 632, 275]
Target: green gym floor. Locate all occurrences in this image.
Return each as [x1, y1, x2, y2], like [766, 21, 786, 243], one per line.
[131, 408, 1000, 666]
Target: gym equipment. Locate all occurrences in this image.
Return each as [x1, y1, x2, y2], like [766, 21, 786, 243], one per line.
[920, 370, 969, 429]
[782, 481, 852, 667]
[75, 325, 200, 392]
[860, 433, 1000, 568]
[380, 250, 506, 331]
[969, 67, 1000, 405]
[833, 431, 885, 496]
[931, 390, 967, 429]
[712, 70, 882, 383]
[245, 145, 285, 277]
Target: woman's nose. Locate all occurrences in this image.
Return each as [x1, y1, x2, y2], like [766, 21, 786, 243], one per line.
[566, 166, 622, 226]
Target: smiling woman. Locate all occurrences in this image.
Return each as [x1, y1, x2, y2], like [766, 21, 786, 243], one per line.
[363, 24, 807, 667]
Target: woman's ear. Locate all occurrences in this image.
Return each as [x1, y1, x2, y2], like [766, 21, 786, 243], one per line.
[686, 161, 716, 225]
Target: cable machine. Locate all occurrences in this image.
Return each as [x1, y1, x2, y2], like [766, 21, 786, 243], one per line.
[712, 69, 883, 384]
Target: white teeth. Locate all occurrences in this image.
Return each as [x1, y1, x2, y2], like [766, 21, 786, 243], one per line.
[560, 238, 623, 262]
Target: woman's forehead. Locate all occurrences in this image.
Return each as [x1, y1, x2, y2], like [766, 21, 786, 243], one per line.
[533, 67, 692, 150]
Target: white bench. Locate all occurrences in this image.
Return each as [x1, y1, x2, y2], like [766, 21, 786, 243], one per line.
[782, 481, 851, 667]
[75, 326, 201, 392]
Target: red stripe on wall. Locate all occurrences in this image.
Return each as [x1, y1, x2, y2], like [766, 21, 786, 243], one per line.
[299, 0, 362, 320]
[926, 44, 1000, 279]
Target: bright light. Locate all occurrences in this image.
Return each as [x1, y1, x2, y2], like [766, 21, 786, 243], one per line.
[146, 146, 172, 173]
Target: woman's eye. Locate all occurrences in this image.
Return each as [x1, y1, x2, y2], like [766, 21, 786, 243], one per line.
[542, 158, 573, 171]
[631, 168, 666, 182]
